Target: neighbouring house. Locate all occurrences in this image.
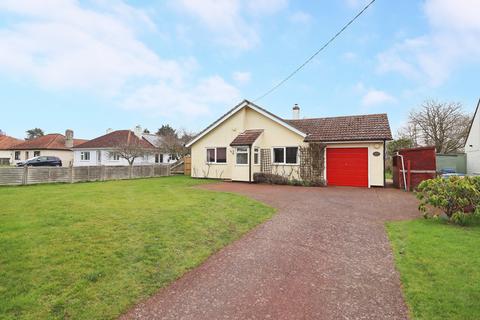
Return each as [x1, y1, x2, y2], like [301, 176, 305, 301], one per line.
[9, 130, 87, 167]
[465, 99, 480, 175]
[142, 133, 180, 164]
[72, 127, 174, 166]
[185, 100, 392, 187]
[0, 134, 23, 165]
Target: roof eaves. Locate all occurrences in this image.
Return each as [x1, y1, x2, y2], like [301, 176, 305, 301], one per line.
[185, 99, 307, 147]
[465, 98, 480, 147]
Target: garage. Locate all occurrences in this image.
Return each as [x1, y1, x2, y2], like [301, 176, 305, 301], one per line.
[326, 148, 368, 187]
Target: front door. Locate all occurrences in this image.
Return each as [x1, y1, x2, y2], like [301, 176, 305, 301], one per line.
[97, 150, 102, 165]
[231, 146, 250, 182]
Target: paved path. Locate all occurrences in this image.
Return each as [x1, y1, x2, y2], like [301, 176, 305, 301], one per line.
[122, 183, 419, 320]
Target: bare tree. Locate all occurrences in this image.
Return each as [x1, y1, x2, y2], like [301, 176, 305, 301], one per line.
[402, 100, 471, 153]
[158, 129, 195, 159]
[109, 136, 151, 177]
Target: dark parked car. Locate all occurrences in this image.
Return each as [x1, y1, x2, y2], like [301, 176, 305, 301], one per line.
[17, 156, 62, 167]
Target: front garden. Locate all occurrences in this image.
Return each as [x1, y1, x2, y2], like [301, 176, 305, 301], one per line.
[0, 176, 274, 319]
[388, 176, 480, 319]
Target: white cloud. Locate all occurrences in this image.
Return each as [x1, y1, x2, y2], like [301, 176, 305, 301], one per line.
[361, 89, 396, 107]
[122, 76, 240, 116]
[175, 0, 259, 50]
[0, 0, 239, 117]
[232, 71, 251, 85]
[289, 11, 312, 24]
[174, 0, 288, 50]
[377, 0, 480, 86]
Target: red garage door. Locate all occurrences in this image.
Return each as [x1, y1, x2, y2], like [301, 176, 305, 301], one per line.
[326, 148, 368, 187]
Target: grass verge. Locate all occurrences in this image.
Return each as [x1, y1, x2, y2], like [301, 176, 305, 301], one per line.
[387, 219, 480, 319]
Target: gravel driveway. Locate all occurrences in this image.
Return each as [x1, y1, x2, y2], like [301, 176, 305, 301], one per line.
[122, 183, 420, 320]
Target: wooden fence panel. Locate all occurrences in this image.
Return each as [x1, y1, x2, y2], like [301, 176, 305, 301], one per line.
[0, 168, 24, 185]
[184, 156, 191, 176]
[0, 164, 171, 186]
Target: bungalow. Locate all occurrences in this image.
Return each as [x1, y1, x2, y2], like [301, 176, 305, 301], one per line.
[185, 100, 392, 187]
[72, 127, 176, 166]
[10, 130, 87, 167]
[465, 99, 480, 175]
[0, 134, 23, 165]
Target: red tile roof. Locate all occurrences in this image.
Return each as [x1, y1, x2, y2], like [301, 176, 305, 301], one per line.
[187, 100, 392, 146]
[230, 129, 263, 146]
[74, 130, 154, 149]
[0, 135, 23, 150]
[285, 113, 392, 142]
[10, 134, 88, 150]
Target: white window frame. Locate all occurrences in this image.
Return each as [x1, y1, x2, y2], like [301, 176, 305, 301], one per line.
[111, 152, 121, 161]
[235, 147, 249, 166]
[80, 151, 90, 161]
[253, 147, 260, 165]
[205, 147, 227, 164]
[33, 151, 40, 157]
[272, 146, 299, 165]
[14, 151, 20, 160]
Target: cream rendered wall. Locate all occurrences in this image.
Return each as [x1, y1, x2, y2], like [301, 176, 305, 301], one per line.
[0, 150, 12, 163]
[190, 106, 306, 180]
[324, 141, 385, 187]
[465, 110, 480, 174]
[10, 150, 74, 167]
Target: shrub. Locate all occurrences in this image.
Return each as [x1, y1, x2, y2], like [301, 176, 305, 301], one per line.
[253, 173, 288, 185]
[416, 176, 480, 225]
[253, 173, 325, 187]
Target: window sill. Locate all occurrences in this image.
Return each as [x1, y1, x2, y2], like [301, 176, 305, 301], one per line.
[206, 162, 227, 165]
[272, 163, 299, 166]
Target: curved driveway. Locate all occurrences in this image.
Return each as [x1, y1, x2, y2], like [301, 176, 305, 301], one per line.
[122, 183, 419, 320]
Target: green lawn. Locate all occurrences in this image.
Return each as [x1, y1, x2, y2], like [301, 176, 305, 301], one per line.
[0, 176, 275, 320]
[387, 219, 480, 319]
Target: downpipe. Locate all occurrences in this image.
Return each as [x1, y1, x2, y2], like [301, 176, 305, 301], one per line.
[396, 152, 407, 192]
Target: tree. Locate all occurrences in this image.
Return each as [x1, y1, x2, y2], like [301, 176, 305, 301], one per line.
[156, 124, 176, 137]
[160, 129, 194, 159]
[26, 128, 44, 140]
[386, 137, 414, 158]
[401, 100, 471, 153]
[143, 128, 150, 134]
[109, 137, 151, 177]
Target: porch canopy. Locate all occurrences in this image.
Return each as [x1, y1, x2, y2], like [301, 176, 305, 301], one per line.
[230, 129, 263, 146]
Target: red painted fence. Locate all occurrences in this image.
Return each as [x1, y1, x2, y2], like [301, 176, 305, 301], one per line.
[392, 146, 436, 191]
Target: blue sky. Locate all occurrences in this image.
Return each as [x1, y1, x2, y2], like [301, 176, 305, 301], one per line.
[0, 0, 479, 140]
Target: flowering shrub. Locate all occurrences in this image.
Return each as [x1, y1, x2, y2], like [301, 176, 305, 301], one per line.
[416, 176, 480, 225]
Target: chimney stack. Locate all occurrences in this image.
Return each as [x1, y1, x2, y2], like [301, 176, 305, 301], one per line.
[134, 125, 142, 138]
[292, 103, 300, 119]
[65, 129, 74, 148]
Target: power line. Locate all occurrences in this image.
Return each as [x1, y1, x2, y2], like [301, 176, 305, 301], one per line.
[253, 0, 377, 102]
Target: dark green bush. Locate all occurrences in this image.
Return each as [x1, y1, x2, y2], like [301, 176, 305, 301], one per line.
[253, 173, 288, 185]
[253, 173, 325, 187]
[416, 176, 480, 225]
